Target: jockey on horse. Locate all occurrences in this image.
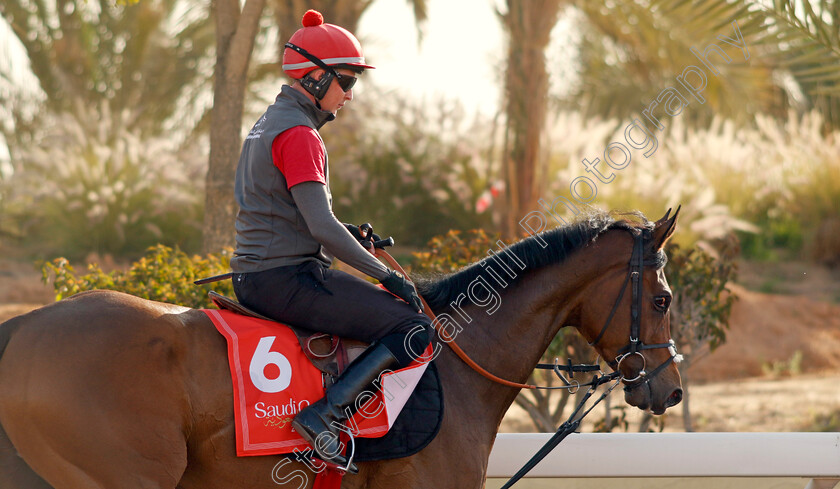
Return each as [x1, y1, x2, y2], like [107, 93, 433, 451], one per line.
[230, 9, 431, 473]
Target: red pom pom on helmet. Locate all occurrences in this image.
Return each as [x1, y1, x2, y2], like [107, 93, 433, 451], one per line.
[302, 10, 324, 27]
[282, 9, 374, 79]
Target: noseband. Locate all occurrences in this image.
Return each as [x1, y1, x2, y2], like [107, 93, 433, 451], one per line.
[588, 229, 681, 389]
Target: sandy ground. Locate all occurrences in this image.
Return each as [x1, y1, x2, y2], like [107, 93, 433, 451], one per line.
[500, 372, 840, 433]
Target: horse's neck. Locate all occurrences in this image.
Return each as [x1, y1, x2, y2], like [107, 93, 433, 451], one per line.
[434, 244, 614, 440]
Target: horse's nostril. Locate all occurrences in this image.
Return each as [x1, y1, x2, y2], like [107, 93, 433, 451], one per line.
[666, 388, 683, 407]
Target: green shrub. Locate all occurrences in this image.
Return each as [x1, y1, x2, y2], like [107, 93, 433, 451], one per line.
[41, 245, 233, 308]
[803, 408, 840, 432]
[666, 241, 737, 353]
[409, 229, 499, 275]
[761, 350, 803, 378]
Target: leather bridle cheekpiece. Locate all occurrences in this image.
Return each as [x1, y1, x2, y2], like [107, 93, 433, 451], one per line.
[588, 228, 682, 390]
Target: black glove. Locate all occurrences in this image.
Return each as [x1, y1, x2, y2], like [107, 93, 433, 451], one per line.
[381, 270, 424, 313]
[343, 223, 381, 245]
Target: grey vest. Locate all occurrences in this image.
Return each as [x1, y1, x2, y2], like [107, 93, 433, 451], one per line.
[231, 86, 336, 273]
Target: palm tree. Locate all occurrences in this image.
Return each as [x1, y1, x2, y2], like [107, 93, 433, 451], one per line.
[498, 0, 566, 238]
[501, 0, 840, 432]
[565, 0, 780, 125]
[564, 0, 840, 130]
[0, 0, 214, 140]
[759, 0, 840, 129]
[0, 0, 218, 252]
[203, 0, 267, 253]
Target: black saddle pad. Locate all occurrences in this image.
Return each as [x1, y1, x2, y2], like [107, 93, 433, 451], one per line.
[354, 361, 444, 462]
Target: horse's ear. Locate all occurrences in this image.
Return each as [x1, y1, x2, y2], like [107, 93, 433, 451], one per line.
[650, 205, 680, 251]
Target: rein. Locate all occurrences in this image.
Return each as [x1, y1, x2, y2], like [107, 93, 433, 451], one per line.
[375, 228, 680, 392]
[497, 372, 622, 489]
[378, 228, 681, 489]
[375, 249, 599, 390]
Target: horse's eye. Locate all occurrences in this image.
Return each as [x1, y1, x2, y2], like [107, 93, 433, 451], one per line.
[654, 295, 671, 312]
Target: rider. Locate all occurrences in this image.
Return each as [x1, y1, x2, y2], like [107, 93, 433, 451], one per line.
[230, 9, 431, 470]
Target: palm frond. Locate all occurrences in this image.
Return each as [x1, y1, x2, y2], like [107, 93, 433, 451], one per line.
[574, 0, 840, 129]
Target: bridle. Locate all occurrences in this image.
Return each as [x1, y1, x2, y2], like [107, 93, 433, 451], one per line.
[496, 227, 683, 489]
[588, 228, 682, 390]
[373, 226, 683, 488]
[376, 226, 681, 391]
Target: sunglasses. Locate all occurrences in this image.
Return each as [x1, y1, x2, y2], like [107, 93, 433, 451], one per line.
[334, 72, 357, 92]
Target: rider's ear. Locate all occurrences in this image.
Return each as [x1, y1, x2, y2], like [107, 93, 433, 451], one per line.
[650, 205, 680, 251]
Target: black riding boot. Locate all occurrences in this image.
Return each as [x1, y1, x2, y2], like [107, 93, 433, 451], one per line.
[292, 342, 399, 472]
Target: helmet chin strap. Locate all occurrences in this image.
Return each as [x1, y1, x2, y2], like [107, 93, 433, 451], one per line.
[285, 42, 338, 101]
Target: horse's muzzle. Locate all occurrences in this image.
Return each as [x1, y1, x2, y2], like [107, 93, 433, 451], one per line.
[624, 381, 682, 415]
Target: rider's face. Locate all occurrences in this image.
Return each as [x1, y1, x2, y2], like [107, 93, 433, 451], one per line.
[314, 68, 355, 115]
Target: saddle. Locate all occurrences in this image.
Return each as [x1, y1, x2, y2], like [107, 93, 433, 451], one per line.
[207, 291, 445, 462]
[209, 291, 366, 383]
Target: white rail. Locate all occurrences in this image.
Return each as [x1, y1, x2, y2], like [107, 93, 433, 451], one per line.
[487, 433, 840, 488]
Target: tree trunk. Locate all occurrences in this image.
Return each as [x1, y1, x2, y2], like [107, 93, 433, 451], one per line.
[603, 390, 612, 430]
[680, 361, 694, 432]
[203, 0, 267, 253]
[499, 0, 564, 238]
[514, 395, 555, 432]
[515, 372, 558, 432]
[638, 412, 653, 432]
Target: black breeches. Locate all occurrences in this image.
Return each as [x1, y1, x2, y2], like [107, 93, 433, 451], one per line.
[233, 261, 431, 367]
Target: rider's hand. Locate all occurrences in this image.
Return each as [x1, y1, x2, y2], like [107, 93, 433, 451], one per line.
[381, 270, 424, 313]
[344, 223, 381, 245]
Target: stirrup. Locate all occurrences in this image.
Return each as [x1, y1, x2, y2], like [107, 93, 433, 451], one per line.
[330, 431, 356, 474]
[313, 432, 357, 475]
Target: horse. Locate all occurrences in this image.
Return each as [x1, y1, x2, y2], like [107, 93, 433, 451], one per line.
[0, 209, 682, 489]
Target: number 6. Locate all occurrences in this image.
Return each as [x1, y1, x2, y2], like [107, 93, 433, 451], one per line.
[249, 336, 293, 393]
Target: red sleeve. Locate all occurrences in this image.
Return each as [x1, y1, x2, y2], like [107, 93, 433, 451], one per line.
[272, 125, 326, 189]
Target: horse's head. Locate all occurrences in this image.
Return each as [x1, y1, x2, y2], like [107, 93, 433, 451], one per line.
[576, 208, 683, 415]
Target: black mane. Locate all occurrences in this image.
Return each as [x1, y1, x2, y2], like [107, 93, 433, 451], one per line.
[415, 211, 656, 311]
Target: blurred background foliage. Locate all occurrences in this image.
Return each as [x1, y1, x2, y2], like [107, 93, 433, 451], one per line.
[0, 0, 214, 139]
[1, 0, 837, 263]
[5, 103, 206, 258]
[326, 94, 496, 247]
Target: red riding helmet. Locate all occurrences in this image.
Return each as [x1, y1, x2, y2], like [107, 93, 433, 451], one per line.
[282, 10, 375, 80]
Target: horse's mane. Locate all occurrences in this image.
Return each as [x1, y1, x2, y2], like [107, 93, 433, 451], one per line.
[415, 210, 660, 311]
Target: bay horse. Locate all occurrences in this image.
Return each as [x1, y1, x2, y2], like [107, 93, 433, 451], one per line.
[0, 209, 682, 489]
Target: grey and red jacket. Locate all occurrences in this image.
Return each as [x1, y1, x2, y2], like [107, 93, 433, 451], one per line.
[231, 85, 336, 273]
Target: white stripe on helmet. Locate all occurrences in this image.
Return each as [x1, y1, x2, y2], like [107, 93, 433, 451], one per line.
[282, 56, 368, 71]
